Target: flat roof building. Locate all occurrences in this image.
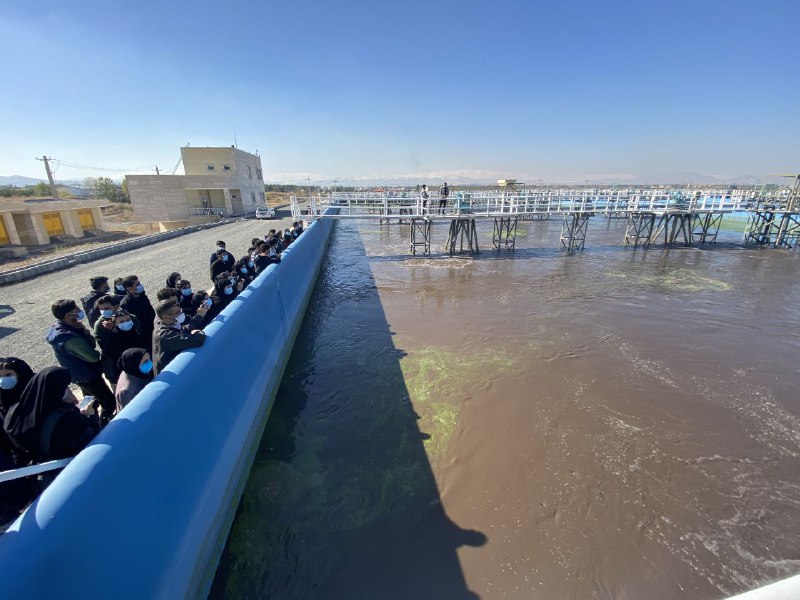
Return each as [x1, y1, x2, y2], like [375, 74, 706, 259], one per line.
[126, 146, 265, 231]
[0, 198, 110, 257]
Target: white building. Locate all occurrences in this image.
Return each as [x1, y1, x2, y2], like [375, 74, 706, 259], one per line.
[126, 146, 265, 230]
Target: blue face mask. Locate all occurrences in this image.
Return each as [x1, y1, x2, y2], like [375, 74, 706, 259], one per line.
[101, 309, 114, 318]
[139, 360, 153, 375]
[204, 297, 212, 308]
[76, 310, 86, 321]
[115, 284, 125, 293]
[118, 320, 134, 331]
[135, 284, 145, 293]
[181, 288, 193, 296]
[248, 260, 254, 268]
[0, 375, 18, 390]
[240, 267, 248, 274]
[224, 286, 233, 295]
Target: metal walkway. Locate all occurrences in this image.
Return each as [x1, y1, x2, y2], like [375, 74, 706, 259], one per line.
[290, 179, 800, 255]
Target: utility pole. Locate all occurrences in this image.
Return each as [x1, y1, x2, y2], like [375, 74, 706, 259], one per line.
[307, 177, 311, 197]
[333, 179, 338, 193]
[36, 156, 59, 199]
[154, 165, 160, 175]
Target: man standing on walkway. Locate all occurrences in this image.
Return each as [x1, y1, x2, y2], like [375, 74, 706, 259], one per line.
[152, 299, 207, 375]
[420, 185, 430, 214]
[120, 275, 156, 345]
[46, 299, 116, 424]
[439, 181, 450, 214]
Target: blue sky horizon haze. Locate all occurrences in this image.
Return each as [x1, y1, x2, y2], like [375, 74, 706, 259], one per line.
[1, 0, 798, 184]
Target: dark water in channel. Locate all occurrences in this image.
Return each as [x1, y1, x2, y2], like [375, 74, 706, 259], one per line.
[212, 217, 800, 599]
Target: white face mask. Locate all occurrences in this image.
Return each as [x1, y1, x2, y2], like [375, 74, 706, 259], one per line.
[175, 312, 186, 324]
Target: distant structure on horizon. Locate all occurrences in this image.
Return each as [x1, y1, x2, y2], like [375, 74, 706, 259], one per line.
[126, 146, 265, 231]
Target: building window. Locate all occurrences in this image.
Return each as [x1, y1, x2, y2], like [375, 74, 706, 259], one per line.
[256, 168, 262, 180]
[207, 164, 215, 171]
[223, 164, 231, 171]
[248, 165, 252, 179]
[231, 193, 239, 199]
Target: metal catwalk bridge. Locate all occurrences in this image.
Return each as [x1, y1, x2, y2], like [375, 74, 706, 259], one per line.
[290, 179, 800, 255]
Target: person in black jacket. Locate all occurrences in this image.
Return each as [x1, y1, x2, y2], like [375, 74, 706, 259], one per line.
[4, 367, 100, 462]
[45, 300, 116, 424]
[205, 275, 243, 322]
[152, 299, 207, 375]
[80, 276, 110, 328]
[209, 240, 234, 266]
[119, 275, 156, 346]
[96, 309, 144, 385]
[210, 248, 235, 283]
[233, 255, 255, 287]
[176, 279, 194, 313]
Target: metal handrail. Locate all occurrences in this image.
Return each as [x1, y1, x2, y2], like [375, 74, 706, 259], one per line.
[0, 458, 72, 483]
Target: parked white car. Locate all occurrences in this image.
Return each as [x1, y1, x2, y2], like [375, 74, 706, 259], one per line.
[255, 206, 276, 220]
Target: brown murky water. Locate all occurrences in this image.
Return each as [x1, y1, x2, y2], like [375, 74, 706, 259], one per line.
[212, 216, 800, 599]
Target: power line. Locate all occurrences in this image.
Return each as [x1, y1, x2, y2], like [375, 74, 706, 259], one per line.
[52, 159, 153, 173]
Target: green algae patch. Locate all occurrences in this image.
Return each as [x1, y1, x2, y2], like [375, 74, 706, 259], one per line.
[607, 268, 731, 293]
[399, 344, 521, 457]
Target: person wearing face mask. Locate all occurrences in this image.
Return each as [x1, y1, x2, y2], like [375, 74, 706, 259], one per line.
[96, 309, 144, 386]
[177, 279, 194, 312]
[80, 276, 110, 328]
[0, 357, 35, 414]
[189, 290, 213, 325]
[210, 248, 236, 283]
[45, 299, 116, 425]
[234, 255, 255, 287]
[210, 241, 233, 265]
[3, 367, 100, 462]
[119, 274, 156, 346]
[152, 299, 207, 375]
[88, 293, 120, 330]
[0, 357, 38, 521]
[114, 348, 154, 411]
[205, 274, 243, 322]
[156, 287, 180, 302]
[113, 277, 127, 297]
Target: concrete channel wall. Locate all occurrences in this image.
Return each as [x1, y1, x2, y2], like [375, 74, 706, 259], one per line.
[0, 211, 336, 598]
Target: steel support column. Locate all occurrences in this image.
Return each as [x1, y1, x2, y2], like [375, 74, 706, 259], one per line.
[559, 213, 589, 252]
[492, 217, 518, 251]
[624, 213, 656, 247]
[691, 213, 723, 244]
[410, 218, 432, 255]
[445, 218, 479, 255]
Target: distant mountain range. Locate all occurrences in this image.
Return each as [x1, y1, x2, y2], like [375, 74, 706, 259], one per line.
[270, 171, 778, 187]
[0, 175, 86, 187]
[0, 175, 44, 186]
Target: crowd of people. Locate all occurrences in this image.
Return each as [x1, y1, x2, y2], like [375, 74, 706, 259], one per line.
[0, 221, 305, 523]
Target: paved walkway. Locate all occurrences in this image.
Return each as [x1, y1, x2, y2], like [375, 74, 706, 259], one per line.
[0, 216, 295, 372]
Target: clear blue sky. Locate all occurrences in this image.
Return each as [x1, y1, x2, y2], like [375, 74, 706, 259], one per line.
[1, 0, 798, 183]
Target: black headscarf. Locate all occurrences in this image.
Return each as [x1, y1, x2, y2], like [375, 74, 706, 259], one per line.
[166, 272, 181, 288]
[117, 348, 153, 381]
[0, 357, 36, 413]
[3, 367, 72, 455]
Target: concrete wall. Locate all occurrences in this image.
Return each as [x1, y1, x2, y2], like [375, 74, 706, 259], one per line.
[0, 213, 337, 598]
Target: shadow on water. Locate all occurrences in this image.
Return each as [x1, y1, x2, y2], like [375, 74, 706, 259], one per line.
[210, 222, 486, 599]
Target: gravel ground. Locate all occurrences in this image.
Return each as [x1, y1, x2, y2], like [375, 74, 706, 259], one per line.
[0, 214, 298, 373]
